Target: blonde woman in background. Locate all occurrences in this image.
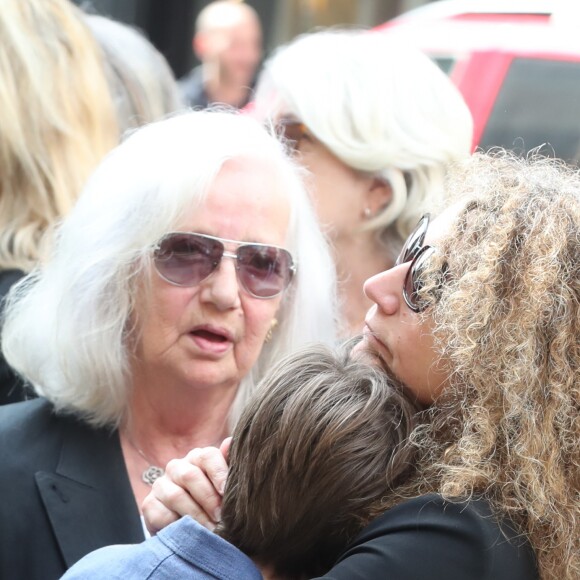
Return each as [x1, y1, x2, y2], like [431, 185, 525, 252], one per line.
[0, 0, 119, 404]
[254, 30, 473, 335]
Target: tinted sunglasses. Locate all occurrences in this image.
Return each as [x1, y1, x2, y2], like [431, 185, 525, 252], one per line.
[153, 232, 296, 299]
[395, 214, 437, 313]
[279, 118, 310, 152]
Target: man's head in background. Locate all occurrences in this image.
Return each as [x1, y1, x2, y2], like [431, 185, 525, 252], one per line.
[194, 1, 262, 92]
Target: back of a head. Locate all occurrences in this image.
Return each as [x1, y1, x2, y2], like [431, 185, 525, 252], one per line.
[218, 342, 417, 578]
[0, 0, 118, 272]
[254, 29, 473, 242]
[85, 15, 183, 133]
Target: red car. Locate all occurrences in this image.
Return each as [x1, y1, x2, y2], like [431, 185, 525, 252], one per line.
[377, 1, 580, 163]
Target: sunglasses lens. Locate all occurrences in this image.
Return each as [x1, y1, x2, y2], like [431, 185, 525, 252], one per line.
[154, 234, 221, 286]
[281, 122, 306, 151]
[404, 246, 434, 312]
[395, 214, 430, 266]
[237, 245, 294, 298]
[154, 233, 295, 298]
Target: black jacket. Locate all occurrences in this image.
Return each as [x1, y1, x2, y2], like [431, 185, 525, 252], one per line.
[0, 398, 144, 580]
[0, 268, 32, 405]
[317, 493, 538, 580]
[178, 66, 210, 109]
[178, 65, 255, 110]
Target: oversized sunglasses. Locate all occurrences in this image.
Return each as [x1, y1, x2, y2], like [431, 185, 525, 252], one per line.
[153, 232, 296, 299]
[279, 118, 311, 152]
[395, 214, 437, 313]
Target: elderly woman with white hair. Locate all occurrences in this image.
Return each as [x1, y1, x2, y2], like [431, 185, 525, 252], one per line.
[0, 111, 337, 580]
[253, 29, 473, 335]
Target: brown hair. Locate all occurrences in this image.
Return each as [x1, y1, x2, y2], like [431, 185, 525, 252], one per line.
[216, 341, 418, 578]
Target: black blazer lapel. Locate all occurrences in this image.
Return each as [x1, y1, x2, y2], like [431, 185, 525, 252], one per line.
[35, 416, 144, 568]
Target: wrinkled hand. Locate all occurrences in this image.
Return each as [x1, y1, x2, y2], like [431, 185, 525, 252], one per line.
[142, 437, 231, 535]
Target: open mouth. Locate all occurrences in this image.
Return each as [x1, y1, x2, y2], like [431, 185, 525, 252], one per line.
[191, 329, 229, 343]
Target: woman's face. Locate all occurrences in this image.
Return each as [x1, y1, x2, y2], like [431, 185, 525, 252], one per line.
[134, 158, 290, 394]
[281, 119, 388, 242]
[357, 210, 455, 404]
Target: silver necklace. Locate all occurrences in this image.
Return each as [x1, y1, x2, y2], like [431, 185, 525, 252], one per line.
[124, 433, 165, 486]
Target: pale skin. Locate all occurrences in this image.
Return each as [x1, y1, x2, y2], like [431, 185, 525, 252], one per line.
[142, 208, 457, 532]
[288, 125, 393, 336]
[122, 157, 290, 509]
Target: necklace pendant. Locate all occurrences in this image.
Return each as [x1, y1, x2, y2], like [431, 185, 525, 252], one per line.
[142, 465, 164, 486]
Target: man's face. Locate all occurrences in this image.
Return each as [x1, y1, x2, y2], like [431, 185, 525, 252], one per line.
[198, 14, 262, 85]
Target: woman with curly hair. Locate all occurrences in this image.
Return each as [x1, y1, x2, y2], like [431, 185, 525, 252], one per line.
[99, 151, 578, 579]
[356, 151, 579, 580]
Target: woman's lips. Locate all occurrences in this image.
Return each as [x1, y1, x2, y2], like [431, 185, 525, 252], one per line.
[361, 323, 391, 361]
[189, 325, 234, 355]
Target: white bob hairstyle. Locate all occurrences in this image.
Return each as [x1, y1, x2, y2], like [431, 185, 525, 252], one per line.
[253, 29, 474, 257]
[2, 110, 338, 428]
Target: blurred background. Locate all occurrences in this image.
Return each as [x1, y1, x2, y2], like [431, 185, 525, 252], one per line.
[72, 0, 580, 164]
[73, 0, 430, 79]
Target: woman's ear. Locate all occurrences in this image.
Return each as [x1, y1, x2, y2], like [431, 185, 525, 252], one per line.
[363, 178, 392, 218]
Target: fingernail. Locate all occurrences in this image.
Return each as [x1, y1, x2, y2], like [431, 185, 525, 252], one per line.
[214, 507, 222, 522]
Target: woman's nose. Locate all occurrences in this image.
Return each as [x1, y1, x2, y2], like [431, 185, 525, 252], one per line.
[363, 266, 406, 315]
[200, 257, 242, 310]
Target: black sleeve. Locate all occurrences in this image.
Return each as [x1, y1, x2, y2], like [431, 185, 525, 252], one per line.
[0, 269, 34, 405]
[312, 494, 537, 580]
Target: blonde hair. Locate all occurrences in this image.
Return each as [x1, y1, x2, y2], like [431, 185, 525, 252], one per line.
[0, 0, 119, 272]
[397, 152, 579, 579]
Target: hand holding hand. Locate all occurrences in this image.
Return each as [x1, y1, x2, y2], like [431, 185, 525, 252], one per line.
[142, 437, 231, 534]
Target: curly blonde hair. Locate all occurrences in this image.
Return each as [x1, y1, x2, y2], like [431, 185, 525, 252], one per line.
[392, 152, 579, 579]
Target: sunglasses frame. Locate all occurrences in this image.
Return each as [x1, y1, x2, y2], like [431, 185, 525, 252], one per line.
[153, 232, 296, 300]
[402, 245, 436, 313]
[396, 214, 436, 313]
[395, 213, 431, 267]
[278, 118, 311, 152]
